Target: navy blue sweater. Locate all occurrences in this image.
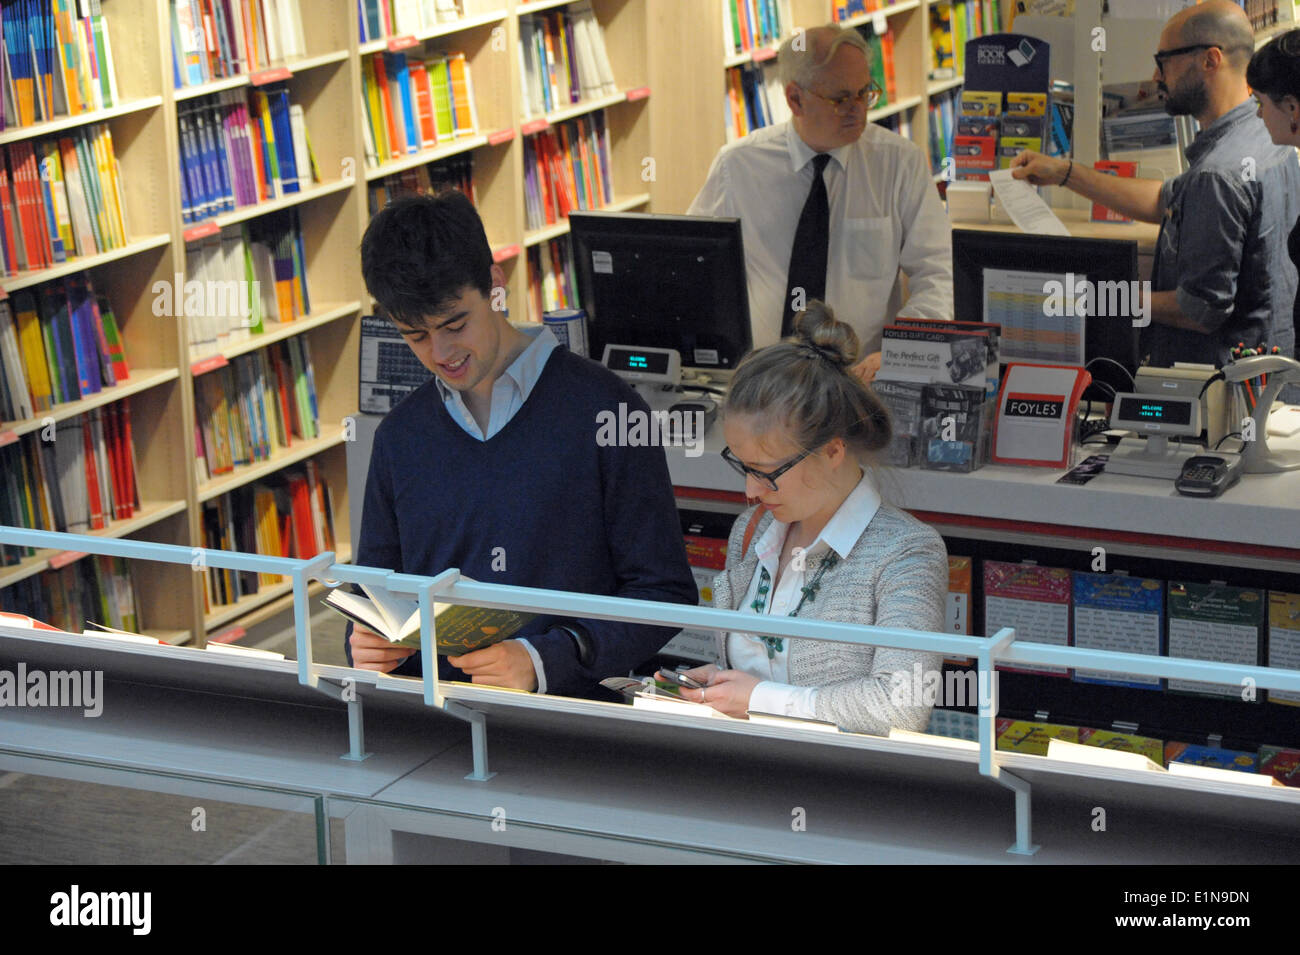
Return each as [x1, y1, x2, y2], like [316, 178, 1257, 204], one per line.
[349, 346, 698, 696]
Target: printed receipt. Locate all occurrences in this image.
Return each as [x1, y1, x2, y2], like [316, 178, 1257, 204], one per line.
[988, 168, 1071, 237]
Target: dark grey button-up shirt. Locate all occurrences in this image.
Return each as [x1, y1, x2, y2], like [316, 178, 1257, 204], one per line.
[1145, 99, 1300, 368]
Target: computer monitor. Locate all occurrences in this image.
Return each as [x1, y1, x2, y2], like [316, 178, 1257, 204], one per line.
[952, 229, 1140, 376]
[568, 211, 752, 372]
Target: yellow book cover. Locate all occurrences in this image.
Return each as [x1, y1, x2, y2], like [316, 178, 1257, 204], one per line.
[1078, 727, 1164, 765]
[15, 299, 54, 412]
[41, 143, 75, 253]
[996, 718, 1078, 756]
[1006, 92, 1047, 116]
[362, 56, 391, 161]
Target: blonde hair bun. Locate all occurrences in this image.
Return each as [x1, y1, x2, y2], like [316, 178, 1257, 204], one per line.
[793, 300, 860, 369]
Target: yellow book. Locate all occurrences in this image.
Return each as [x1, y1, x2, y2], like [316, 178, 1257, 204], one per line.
[41, 143, 75, 253]
[90, 126, 125, 248]
[362, 56, 390, 162]
[15, 300, 54, 412]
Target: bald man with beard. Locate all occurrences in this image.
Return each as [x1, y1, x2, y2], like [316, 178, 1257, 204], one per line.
[1012, 0, 1300, 371]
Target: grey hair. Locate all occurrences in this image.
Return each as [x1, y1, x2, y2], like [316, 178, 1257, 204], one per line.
[778, 24, 871, 90]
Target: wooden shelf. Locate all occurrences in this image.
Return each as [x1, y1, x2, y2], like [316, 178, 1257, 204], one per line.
[365, 134, 492, 180]
[204, 545, 352, 634]
[837, 0, 923, 29]
[0, 500, 190, 590]
[0, 369, 180, 440]
[870, 95, 924, 122]
[0, 97, 164, 146]
[523, 193, 651, 247]
[1, 235, 172, 294]
[358, 9, 510, 54]
[927, 75, 965, 96]
[185, 179, 357, 237]
[173, 50, 352, 102]
[524, 90, 631, 129]
[215, 303, 362, 363]
[197, 427, 348, 504]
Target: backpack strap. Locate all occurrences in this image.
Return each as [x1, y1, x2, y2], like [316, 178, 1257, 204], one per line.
[740, 504, 768, 558]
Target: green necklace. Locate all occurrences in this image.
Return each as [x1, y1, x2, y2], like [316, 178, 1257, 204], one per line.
[749, 552, 840, 659]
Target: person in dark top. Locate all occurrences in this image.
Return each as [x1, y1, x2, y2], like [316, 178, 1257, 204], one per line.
[1248, 28, 1300, 401]
[348, 191, 697, 697]
[1012, 0, 1300, 369]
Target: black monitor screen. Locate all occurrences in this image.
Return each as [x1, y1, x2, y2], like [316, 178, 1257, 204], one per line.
[1118, 396, 1193, 426]
[952, 229, 1140, 375]
[569, 211, 752, 369]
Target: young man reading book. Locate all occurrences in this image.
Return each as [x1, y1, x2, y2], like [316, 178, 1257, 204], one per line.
[349, 191, 698, 697]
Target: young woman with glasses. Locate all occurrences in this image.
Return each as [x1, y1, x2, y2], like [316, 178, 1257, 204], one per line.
[664, 301, 948, 734]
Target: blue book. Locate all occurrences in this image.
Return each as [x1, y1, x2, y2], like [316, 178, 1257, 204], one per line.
[267, 88, 300, 194]
[64, 276, 102, 396]
[36, 152, 66, 263]
[1071, 571, 1164, 690]
[388, 53, 419, 155]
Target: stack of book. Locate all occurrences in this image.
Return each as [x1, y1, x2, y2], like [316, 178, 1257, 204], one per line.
[723, 0, 783, 56]
[522, 112, 611, 232]
[0, 124, 128, 273]
[526, 237, 579, 323]
[928, 87, 959, 174]
[2, 0, 120, 129]
[192, 334, 319, 482]
[518, 2, 617, 117]
[0, 554, 139, 633]
[170, 0, 308, 88]
[0, 276, 129, 422]
[366, 153, 474, 216]
[184, 210, 310, 361]
[200, 459, 335, 609]
[178, 85, 319, 225]
[360, 48, 477, 167]
[0, 403, 140, 543]
[725, 63, 778, 141]
[357, 0, 465, 42]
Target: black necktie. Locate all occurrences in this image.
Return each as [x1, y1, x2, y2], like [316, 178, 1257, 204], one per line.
[783, 153, 831, 337]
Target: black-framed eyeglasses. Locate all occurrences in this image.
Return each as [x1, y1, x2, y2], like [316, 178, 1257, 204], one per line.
[801, 82, 883, 115]
[1153, 43, 1220, 74]
[721, 446, 815, 491]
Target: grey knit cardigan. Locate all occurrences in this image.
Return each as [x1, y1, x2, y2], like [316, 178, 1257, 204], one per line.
[712, 501, 948, 735]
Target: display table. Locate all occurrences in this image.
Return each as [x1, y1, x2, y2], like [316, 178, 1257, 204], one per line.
[665, 427, 1300, 571]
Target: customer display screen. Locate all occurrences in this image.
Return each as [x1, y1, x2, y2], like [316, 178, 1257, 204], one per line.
[1118, 396, 1193, 426]
[605, 348, 671, 376]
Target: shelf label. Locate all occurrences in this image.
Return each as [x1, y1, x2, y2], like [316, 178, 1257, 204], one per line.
[521, 118, 549, 136]
[873, 11, 889, 34]
[183, 221, 220, 243]
[387, 35, 418, 52]
[626, 86, 651, 102]
[0, 429, 16, 447]
[752, 47, 777, 63]
[251, 67, 292, 86]
[487, 128, 516, 146]
[210, 626, 247, 644]
[191, 354, 229, 377]
[492, 244, 521, 263]
[50, 550, 88, 570]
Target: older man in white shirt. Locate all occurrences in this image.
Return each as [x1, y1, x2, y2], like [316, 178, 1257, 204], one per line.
[688, 23, 953, 379]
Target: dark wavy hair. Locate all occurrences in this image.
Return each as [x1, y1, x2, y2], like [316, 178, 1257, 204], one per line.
[1247, 29, 1300, 102]
[360, 191, 493, 328]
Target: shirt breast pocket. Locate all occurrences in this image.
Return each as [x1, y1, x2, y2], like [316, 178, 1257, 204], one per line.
[845, 216, 900, 279]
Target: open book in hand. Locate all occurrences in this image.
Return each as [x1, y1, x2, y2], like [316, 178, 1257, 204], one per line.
[324, 584, 537, 654]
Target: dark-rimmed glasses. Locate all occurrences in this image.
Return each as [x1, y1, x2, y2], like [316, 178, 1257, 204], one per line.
[1153, 44, 1220, 74]
[801, 82, 883, 115]
[721, 446, 815, 491]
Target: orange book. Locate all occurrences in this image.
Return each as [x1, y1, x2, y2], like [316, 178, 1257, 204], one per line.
[82, 415, 105, 530]
[372, 55, 404, 159]
[447, 53, 475, 136]
[409, 57, 438, 147]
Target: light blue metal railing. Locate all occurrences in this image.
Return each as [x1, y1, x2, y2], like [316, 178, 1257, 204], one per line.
[4, 525, 1300, 854]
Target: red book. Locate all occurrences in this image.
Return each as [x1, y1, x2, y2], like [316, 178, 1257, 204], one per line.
[410, 59, 437, 147]
[17, 143, 53, 269]
[288, 474, 316, 558]
[82, 416, 105, 530]
[1091, 161, 1138, 222]
[0, 157, 19, 273]
[118, 402, 139, 513]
